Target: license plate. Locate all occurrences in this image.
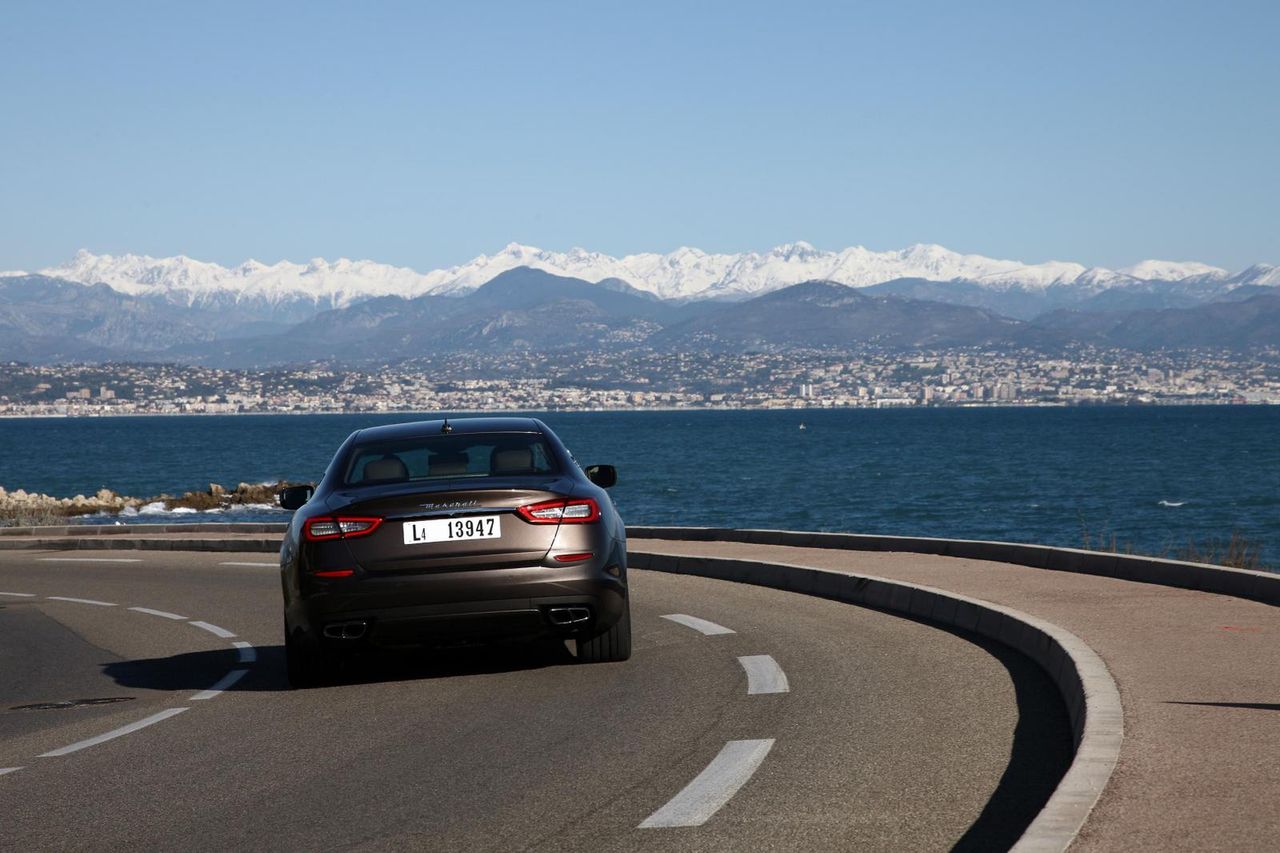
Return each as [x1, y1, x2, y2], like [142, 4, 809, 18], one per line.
[403, 515, 501, 545]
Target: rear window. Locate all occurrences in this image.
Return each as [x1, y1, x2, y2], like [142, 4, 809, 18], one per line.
[343, 433, 558, 485]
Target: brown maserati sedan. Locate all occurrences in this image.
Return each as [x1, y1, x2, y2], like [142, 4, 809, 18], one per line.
[277, 417, 629, 686]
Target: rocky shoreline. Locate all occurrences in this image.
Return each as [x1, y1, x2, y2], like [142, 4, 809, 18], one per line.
[0, 481, 303, 524]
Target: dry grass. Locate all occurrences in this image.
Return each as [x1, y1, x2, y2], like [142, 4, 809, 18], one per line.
[0, 507, 68, 528]
[1176, 532, 1265, 572]
[1080, 517, 1268, 572]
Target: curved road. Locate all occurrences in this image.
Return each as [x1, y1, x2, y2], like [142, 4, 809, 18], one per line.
[0, 550, 1069, 851]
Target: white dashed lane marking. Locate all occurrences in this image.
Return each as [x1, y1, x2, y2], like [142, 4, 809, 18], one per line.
[192, 669, 249, 701]
[0, 586, 258, 761]
[660, 614, 736, 636]
[219, 561, 276, 567]
[38, 709, 190, 758]
[0, 767, 23, 776]
[189, 620, 236, 639]
[639, 739, 776, 828]
[738, 655, 790, 695]
[39, 558, 141, 563]
[129, 606, 188, 621]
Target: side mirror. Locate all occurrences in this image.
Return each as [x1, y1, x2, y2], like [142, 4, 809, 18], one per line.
[278, 485, 315, 511]
[584, 464, 617, 489]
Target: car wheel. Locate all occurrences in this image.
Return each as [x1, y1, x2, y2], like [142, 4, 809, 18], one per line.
[285, 621, 332, 688]
[576, 598, 631, 663]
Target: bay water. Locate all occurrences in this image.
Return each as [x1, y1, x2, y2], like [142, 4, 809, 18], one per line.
[3, 407, 1277, 564]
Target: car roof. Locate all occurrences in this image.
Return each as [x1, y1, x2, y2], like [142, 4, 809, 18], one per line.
[351, 417, 545, 443]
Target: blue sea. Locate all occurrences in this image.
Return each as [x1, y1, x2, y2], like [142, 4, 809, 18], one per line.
[4, 407, 1278, 565]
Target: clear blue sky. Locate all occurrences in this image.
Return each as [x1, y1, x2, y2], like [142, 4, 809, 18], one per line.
[2, 0, 1276, 272]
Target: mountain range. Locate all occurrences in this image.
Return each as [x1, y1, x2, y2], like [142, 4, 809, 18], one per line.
[2, 243, 1278, 366]
[27, 243, 1280, 309]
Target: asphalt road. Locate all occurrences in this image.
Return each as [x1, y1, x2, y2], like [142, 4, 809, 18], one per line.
[0, 550, 1070, 852]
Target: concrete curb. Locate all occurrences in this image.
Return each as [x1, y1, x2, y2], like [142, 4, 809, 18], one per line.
[629, 548, 1122, 853]
[0, 522, 288, 537]
[628, 526, 1280, 606]
[16, 523, 1277, 608]
[0, 523, 284, 553]
[0, 536, 281, 553]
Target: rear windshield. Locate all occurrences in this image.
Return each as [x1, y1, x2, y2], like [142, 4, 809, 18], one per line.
[343, 432, 559, 485]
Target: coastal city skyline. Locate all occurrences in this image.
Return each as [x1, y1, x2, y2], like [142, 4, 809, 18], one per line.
[5, 347, 1278, 418]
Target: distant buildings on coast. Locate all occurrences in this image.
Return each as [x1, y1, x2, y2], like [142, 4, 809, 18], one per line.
[1, 347, 1275, 417]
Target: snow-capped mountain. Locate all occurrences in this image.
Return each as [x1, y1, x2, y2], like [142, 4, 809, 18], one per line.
[35, 244, 1269, 310]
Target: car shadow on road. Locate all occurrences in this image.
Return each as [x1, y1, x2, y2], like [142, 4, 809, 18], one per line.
[102, 641, 578, 694]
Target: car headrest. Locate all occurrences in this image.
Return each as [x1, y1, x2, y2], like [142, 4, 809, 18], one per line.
[491, 447, 533, 473]
[364, 456, 407, 481]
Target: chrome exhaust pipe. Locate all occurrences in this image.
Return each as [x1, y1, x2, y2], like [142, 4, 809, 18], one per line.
[323, 620, 368, 640]
[547, 607, 591, 626]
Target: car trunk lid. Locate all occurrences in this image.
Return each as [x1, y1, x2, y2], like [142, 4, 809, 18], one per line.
[323, 477, 572, 574]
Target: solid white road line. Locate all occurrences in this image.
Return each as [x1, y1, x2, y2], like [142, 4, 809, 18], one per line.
[232, 641, 257, 663]
[39, 708, 189, 757]
[219, 561, 276, 568]
[128, 606, 188, 621]
[0, 591, 36, 597]
[660, 613, 736, 636]
[639, 739, 776, 828]
[45, 596, 116, 607]
[189, 620, 236, 639]
[39, 558, 141, 563]
[0, 767, 23, 776]
[192, 668, 248, 701]
[738, 655, 790, 695]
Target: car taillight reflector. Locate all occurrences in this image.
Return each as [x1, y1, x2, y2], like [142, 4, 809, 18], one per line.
[554, 552, 594, 563]
[516, 498, 601, 524]
[314, 569, 355, 578]
[304, 516, 383, 542]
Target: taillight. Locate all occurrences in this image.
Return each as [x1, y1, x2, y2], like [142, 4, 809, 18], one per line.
[304, 516, 383, 542]
[516, 498, 601, 524]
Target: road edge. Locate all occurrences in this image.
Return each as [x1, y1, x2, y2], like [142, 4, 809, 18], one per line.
[629, 526, 1279, 606]
[628, 548, 1122, 853]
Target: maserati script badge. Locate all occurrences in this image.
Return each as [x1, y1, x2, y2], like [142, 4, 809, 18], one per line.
[419, 500, 482, 510]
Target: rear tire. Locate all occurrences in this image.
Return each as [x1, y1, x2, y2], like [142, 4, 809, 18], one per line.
[576, 599, 631, 663]
[285, 622, 332, 688]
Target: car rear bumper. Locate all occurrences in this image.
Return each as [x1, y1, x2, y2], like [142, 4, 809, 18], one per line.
[286, 562, 626, 648]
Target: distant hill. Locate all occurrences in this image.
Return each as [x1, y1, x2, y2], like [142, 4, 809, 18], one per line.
[653, 280, 1025, 350]
[3, 265, 1280, 366]
[166, 268, 704, 367]
[0, 275, 219, 357]
[1030, 291, 1280, 349]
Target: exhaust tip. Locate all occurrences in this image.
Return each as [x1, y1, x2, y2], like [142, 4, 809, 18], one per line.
[322, 620, 368, 640]
[547, 607, 592, 626]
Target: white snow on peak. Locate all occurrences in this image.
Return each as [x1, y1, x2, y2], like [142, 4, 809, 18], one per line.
[1119, 260, 1229, 281]
[42, 250, 436, 307]
[32, 244, 1274, 305]
[1231, 263, 1280, 286]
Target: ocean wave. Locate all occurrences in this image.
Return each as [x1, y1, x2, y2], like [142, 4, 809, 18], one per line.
[147, 503, 196, 515]
[1158, 500, 1187, 508]
[225, 503, 285, 513]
